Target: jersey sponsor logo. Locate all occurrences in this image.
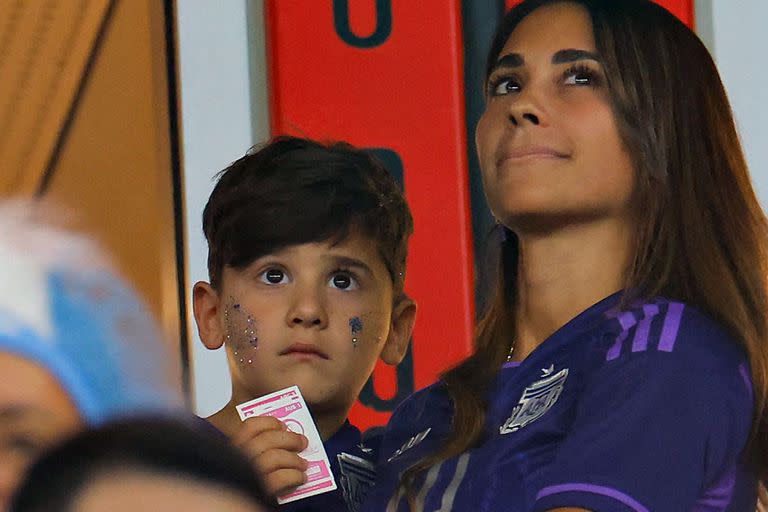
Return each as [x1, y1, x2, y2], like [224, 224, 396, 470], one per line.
[337, 452, 376, 512]
[500, 365, 569, 434]
[387, 427, 431, 462]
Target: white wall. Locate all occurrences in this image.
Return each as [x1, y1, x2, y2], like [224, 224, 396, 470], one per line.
[176, 0, 269, 416]
[707, 0, 768, 204]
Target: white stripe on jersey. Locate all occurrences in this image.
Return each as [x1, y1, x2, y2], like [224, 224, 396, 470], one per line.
[437, 453, 471, 511]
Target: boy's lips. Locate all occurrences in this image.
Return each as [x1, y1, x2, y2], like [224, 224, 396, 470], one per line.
[280, 343, 329, 360]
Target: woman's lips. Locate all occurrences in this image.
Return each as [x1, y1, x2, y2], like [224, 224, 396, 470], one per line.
[497, 145, 570, 165]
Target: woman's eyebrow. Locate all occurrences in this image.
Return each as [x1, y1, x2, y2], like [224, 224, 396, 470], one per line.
[491, 53, 524, 73]
[552, 48, 601, 63]
[491, 48, 601, 74]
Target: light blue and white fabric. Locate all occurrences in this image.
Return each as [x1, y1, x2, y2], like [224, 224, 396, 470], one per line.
[0, 203, 182, 424]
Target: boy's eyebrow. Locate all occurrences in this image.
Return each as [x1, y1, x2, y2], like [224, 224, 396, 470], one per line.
[329, 256, 375, 278]
[490, 48, 600, 74]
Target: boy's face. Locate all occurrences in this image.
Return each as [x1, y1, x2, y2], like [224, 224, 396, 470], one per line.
[194, 234, 414, 413]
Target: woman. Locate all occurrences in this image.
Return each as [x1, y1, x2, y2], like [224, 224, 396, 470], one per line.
[363, 1, 767, 510]
[0, 203, 183, 509]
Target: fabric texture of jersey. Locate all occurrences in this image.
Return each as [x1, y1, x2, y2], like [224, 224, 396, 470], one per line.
[282, 420, 379, 512]
[363, 292, 756, 512]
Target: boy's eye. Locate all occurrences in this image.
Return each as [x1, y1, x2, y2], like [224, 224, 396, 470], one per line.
[329, 272, 358, 291]
[259, 268, 288, 285]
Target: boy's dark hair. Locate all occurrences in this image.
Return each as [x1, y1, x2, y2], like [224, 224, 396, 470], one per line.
[10, 416, 276, 512]
[202, 136, 414, 292]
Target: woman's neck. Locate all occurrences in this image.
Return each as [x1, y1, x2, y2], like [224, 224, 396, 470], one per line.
[511, 217, 632, 361]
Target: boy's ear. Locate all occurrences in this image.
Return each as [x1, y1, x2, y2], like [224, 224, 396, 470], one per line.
[192, 281, 225, 350]
[380, 296, 417, 366]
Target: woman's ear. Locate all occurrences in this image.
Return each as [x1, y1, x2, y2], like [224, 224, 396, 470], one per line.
[380, 296, 417, 366]
[192, 281, 225, 350]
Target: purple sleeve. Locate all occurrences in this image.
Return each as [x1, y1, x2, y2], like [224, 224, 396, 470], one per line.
[532, 348, 753, 512]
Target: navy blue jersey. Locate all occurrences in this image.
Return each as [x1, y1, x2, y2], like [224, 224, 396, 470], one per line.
[283, 420, 378, 512]
[363, 293, 757, 511]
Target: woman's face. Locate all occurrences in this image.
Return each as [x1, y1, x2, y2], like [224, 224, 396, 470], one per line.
[0, 353, 81, 509]
[476, 2, 635, 232]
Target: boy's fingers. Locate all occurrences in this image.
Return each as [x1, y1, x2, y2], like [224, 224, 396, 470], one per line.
[263, 468, 307, 497]
[232, 416, 286, 446]
[253, 449, 309, 475]
[237, 430, 307, 457]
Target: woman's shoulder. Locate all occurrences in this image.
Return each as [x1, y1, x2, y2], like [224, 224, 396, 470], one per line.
[594, 296, 749, 372]
[530, 297, 757, 512]
[577, 296, 754, 413]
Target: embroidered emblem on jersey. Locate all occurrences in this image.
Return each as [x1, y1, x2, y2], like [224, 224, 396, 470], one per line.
[500, 365, 569, 434]
[387, 427, 431, 462]
[338, 452, 376, 512]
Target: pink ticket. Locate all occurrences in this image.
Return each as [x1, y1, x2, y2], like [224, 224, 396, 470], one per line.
[236, 386, 337, 504]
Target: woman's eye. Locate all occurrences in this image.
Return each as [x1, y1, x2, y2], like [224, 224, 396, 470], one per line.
[259, 268, 288, 285]
[563, 66, 597, 86]
[329, 273, 358, 291]
[489, 77, 520, 96]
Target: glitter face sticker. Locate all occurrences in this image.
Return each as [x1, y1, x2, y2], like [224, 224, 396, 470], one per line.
[349, 316, 364, 348]
[225, 298, 259, 364]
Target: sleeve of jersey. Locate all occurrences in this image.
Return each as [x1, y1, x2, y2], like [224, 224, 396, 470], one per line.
[532, 345, 752, 512]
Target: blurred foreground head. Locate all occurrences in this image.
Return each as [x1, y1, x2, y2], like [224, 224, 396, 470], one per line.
[10, 417, 275, 512]
[0, 201, 183, 509]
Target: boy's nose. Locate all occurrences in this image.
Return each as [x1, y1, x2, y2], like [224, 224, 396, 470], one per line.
[291, 314, 324, 327]
[286, 291, 328, 328]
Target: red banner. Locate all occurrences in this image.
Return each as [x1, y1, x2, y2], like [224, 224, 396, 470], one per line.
[265, 0, 475, 430]
[505, 0, 694, 28]
[506, 0, 696, 28]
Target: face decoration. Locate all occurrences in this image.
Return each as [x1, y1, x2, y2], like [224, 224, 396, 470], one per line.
[349, 316, 364, 348]
[204, 237, 414, 411]
[225, 299, 259, 364]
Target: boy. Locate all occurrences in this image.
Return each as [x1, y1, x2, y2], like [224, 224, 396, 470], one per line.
[192, 136, 416, 511]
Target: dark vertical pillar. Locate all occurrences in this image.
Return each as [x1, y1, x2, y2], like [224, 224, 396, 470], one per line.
[462, 0, 504, 314]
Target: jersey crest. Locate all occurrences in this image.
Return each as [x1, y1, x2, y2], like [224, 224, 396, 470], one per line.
[500, 365, 569, 434]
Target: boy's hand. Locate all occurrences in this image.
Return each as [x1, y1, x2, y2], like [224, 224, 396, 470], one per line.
[233, 416, 310, 496]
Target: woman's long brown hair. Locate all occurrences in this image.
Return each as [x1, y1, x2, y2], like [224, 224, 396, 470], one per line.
[400, 0, 768, 506]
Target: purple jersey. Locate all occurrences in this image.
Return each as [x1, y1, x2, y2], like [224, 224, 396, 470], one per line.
[363, 293, 757, 511]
